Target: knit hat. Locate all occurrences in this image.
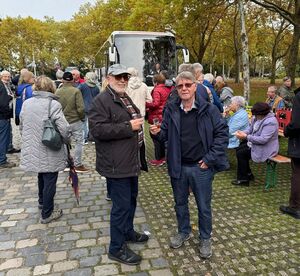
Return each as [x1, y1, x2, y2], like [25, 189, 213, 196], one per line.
[251, 102, 271, 116]
[62, 72, 73, 81]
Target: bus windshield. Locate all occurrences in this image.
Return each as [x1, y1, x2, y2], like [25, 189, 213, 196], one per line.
[114, 34, 176, 85]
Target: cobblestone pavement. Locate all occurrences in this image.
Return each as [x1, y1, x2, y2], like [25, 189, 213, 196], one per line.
[0, 125, 299, 275]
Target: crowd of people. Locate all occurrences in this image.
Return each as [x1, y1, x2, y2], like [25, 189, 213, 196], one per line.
[0, 64, 299, 266]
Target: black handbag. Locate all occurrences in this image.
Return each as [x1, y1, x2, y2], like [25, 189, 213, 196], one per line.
[42, 99, 62, 151]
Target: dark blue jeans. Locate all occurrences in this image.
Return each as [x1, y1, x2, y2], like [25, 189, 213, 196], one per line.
[107, 176, 138, 254]
[0, 119, 10, 165]
[38, 172, 58, 219]
[171, 164, 214, 240]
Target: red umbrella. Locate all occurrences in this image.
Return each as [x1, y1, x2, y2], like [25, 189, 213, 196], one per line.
[66, 144, 79, 205]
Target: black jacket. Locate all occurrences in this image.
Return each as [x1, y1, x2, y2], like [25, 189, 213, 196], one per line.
[284, 89, 300, 158]
[0, 81, 13, 120]
[88, 86, 147, 178]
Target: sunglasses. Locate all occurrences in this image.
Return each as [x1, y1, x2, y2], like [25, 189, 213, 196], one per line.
[114, 74, 130, 81]
[176, 82, 194, 90]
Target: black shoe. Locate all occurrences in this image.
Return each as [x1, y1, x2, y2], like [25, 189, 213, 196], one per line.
[248, 173, 255, 181]
[231, 179, 250, 186]
[7, 148, 21, 154]
[279, 205, 300, 219]
[126, 231, 149, 243]
[108, 244, 142, 265]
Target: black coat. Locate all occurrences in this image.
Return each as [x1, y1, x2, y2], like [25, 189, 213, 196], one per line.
[284, 89, 300, 158]
[0, 81, 13, 120]
[88, 86, 147, 178]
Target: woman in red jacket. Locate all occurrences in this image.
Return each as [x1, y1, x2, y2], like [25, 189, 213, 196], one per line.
[147, 73, 172, 166]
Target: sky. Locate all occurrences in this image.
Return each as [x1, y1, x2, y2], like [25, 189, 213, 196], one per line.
[0, 0, 96, 21]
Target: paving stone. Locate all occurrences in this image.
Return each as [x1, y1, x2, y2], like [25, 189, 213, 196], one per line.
[69, 248, 89, 259]
[90, 246, 106, 256]
[16, 238, 38, 249]
[149, 269, 173, 276]
[64, 268, 92, 276]
[79, 256, 101, 267]
[0, 258, 23, 271]
[121, 263, 137, 273]
[141, 248, 163, 259]
[76, 239, 97, 248]
[33, 264, 51, 275]
[47, 251, 67, 262]
[25, 253, 46, 266]
[0, 220, 17, 227]
[82, 230, 98, 238]
[3, 208, 24, 215]
[0, 241, 15, 250]
[53, 260, 78, 272]
[0, 250, 15, 258]
[128, 273, 149, 276]
[150, 258, 169, 268]
[94, 264, 119, 275]
[6, 268, 31, 276]
[8, 213, 28, 220]
[62, 232, 80, 241]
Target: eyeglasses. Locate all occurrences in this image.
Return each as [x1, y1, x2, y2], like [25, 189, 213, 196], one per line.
[114, 74, 130, 81]
[176, 82, 194, 90]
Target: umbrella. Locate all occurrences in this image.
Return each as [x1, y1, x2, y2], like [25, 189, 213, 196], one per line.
[66, 144, 80, 205]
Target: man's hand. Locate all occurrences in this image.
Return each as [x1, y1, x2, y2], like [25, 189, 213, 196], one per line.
[198, 160, 208, 169]
[130, 118, 144, 131]
[149, 124, 161, 135]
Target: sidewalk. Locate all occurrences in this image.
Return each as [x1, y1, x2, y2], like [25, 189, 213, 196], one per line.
[0, 125, 299, 275]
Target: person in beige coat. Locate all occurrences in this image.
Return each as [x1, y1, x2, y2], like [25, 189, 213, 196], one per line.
[126, 67, 152, 118]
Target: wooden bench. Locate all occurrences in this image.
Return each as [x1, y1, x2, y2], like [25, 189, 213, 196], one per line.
[265, 154, 291, 190]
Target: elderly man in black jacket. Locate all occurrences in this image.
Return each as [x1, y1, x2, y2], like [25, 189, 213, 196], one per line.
[0, 77, 16, 168]
[150, 71, 229, 259]
[89, 64, 148, 266]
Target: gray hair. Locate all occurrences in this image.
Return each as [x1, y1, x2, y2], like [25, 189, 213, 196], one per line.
[56, 70, 64, 80]
[175, 71, 196, 85]
[231, 96, 246, 108]
[204, 73, 214, 83]
[268, 85, 277, 93]
[192, 63, 203, 73]
[0, 70, 10, 77]
[85, 72, 97, 82]
[178, 63, 194, 74]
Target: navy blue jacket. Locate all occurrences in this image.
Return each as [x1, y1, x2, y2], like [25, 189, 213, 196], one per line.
[203, 80, 223, 112]
[78, 83, 100, 114]
[158, 94, 229, 179]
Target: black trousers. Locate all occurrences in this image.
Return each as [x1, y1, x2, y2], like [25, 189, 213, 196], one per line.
[236, 141, 252, 180]
[290, 158, 300, 209]
[38, 172, 58, 219]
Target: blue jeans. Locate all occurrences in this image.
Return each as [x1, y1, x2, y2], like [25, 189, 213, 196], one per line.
[171, 164, 214, 240]
[83, 115, 89, 141]
[107, 177, 138, 254]
[38, 172, 58, 219]
[0, 119, 10, 165]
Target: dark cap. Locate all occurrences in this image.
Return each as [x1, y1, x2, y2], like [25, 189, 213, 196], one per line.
[251, 102, 271, 116]
[283, 76, 291, 82]
[63, 71, 73, 81]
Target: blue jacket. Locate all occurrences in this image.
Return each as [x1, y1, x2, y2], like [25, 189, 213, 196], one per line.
[15, 83, 33, 118]
[227, 108, 249, 149]
[203, 80, 223, 112]
[78, 83, 100, 114]
[158, 95, 229, 179]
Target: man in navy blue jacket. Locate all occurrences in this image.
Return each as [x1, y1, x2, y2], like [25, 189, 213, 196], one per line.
[150, 71, 229, 258]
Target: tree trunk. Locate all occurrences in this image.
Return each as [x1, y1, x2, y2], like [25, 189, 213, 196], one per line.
[238, 0, 251, 102]
[233, 9, 240, 83]
[287, 23, 300, 87]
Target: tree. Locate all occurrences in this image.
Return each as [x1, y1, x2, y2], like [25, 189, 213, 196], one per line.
[250, 0, 300, 86]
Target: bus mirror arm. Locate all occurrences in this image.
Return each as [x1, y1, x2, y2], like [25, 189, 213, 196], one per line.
[109, 46, 116, 62]
[176, 45, 190, 63]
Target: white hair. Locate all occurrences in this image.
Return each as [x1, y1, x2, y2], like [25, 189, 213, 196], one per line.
[231, 96, 246, 108]
[127, 67, 138, 77]
[56, 70, 64, 79]
[85, 72, 97, 82]
[0, 70, 10, 77]
[204, 73, 214, 83]
[192, 63, 203, 73]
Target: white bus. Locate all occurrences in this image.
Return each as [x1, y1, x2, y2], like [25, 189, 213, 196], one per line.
[94, 31, 189, 86]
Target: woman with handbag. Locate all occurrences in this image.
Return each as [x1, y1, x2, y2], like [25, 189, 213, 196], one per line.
[20, 75, 71, 224]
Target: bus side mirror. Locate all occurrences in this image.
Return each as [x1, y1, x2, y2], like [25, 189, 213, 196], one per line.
[183, 49, 189, 63]
[109, 46, 116, 62]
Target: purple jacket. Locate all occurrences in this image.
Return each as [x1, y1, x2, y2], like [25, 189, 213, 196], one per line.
[245, 112, 279, 162]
